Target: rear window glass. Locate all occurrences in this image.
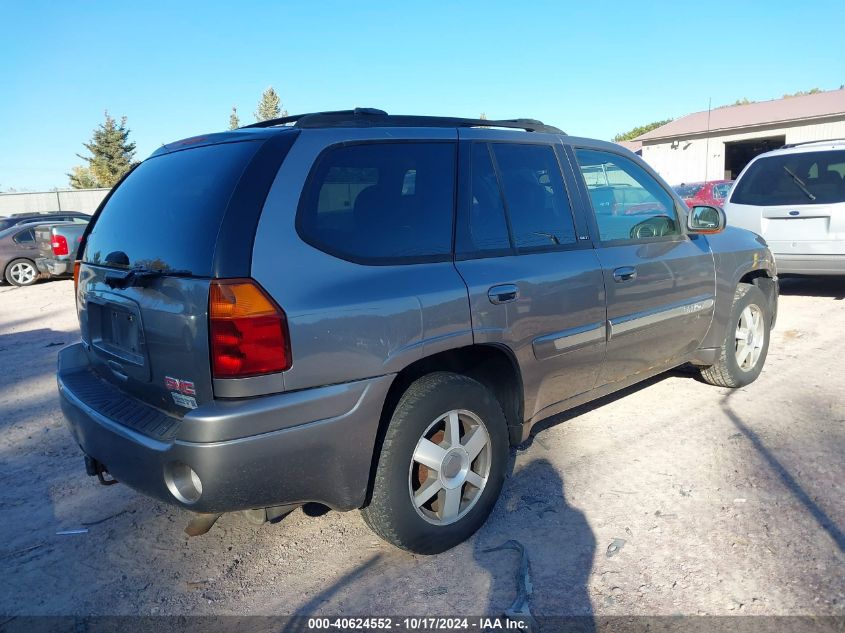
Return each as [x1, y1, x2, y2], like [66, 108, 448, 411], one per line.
[673, 183, 704, 198]
[297, 142, 456, 263]
[83, 141, 260, 275]
[731, 150, 845, 206]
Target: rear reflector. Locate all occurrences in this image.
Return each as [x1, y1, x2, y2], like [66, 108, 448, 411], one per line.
[51, 235, 69, 256]
[209, 279, 291, 378]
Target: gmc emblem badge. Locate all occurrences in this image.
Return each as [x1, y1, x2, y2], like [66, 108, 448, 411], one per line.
[165, 376, 196, 396]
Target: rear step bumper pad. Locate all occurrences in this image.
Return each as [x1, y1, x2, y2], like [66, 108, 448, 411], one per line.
[58, 343, 393, 513]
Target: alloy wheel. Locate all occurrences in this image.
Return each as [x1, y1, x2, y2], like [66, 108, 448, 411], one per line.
[735, 304, 765, 371]
[408, 409, 492, 526]
[10, 261, 36, 285]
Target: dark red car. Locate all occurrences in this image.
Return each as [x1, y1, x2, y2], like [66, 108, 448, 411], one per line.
[673, 180, 734, 208]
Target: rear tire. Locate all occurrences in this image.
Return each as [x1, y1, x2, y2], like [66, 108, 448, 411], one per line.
[5, 258, 39, 286]
[362, 372, 509, 554]
[700, 283, 770, 388]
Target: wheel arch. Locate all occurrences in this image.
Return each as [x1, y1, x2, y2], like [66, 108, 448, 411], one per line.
[363, 343, 524, 506]
[737, 268, 778, 329]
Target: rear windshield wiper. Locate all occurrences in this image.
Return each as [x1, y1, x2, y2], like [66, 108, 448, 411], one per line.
[783, 166, 816, 201]
[104, 266, 193, 289]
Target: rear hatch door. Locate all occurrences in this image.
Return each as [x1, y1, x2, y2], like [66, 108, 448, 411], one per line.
[727, 148, 845, 254]
[758, 201, 845, 255]
[77, 138, 270, 416]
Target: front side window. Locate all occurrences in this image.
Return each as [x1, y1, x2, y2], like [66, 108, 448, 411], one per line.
[730, 150, 845, 206]
[298, 143, 456, 263]
[491, 143, 577, 250]
[575, 149, 680, 242]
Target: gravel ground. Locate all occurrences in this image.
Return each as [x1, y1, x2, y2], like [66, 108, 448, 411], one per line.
[0, 276, 843, 618]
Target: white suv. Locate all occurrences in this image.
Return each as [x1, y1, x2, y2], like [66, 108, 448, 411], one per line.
[724, 139, 845, 275]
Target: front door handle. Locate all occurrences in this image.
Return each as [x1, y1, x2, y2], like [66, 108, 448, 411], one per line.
[612, 266, 637, 282]
[488, 284, 519, 304]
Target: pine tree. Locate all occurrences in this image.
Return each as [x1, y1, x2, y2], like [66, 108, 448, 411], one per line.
[254, 86, 287, 122]
[68, 112, 137, 188]
[229, 106, 240, 130]
[68, 165, 100, 189]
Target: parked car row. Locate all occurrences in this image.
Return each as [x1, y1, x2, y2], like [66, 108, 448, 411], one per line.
[0, 211, 89, 286]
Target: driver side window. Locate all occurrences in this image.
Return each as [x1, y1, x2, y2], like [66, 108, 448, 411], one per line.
[575, 149, 680, 242]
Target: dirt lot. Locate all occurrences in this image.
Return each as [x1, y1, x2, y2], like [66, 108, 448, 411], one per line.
[1, 277, 843, 618]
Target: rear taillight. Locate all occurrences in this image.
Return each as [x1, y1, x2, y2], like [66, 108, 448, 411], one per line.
[209, 279, 291, 378]
[73, 261, 80, 295]
[51, 235, 69, 256]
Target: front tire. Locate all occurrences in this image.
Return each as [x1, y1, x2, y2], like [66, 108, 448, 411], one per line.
[5, 258, 39, 286]
[700, 283, 770, 388]
[362, 372, 509, 554]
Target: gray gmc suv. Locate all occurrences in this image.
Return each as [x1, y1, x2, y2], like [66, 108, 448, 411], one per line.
[58, 109, 778, 554]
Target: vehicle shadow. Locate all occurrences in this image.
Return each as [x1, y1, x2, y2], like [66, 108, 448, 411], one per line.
[0, 327, 78, 437]
[778, 276, 845, 299]
[474, 458, 595, 628]
[721, 390, 845, 552]
[283, 555, 383, 626]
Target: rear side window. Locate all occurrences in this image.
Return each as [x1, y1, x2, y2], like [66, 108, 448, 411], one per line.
[297, 143, 456, 264]
[731, 150, 845, 206]
[83, 141, 261, 275]
[456, 143, 512, 256]
[13, 228, 35, 244]
[491, 143, 577, 250]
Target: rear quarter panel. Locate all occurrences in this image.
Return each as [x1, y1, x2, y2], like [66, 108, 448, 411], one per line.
[250, 128, 472, 393]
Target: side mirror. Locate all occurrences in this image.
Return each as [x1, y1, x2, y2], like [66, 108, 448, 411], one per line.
[687, 205, 726, 234]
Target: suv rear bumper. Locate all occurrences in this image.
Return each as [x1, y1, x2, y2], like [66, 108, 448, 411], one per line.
[58, 343, 393, 514]
[774, 254, 845, 275]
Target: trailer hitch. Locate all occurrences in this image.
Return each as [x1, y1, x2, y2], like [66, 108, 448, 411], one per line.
[84, 455, 118, 486]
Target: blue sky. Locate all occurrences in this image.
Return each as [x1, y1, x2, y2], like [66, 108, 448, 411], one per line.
[1, 0, 843, 190]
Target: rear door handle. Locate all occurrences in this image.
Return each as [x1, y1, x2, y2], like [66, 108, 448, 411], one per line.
[612, 266, 637, 282]
[488, 284, 519, 304]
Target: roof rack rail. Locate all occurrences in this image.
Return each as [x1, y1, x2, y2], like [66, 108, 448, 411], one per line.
[242, 108, 563, 134]
[780, 138, 845, 149]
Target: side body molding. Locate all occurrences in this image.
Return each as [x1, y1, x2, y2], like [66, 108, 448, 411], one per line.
[608, 296, 715, 339]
